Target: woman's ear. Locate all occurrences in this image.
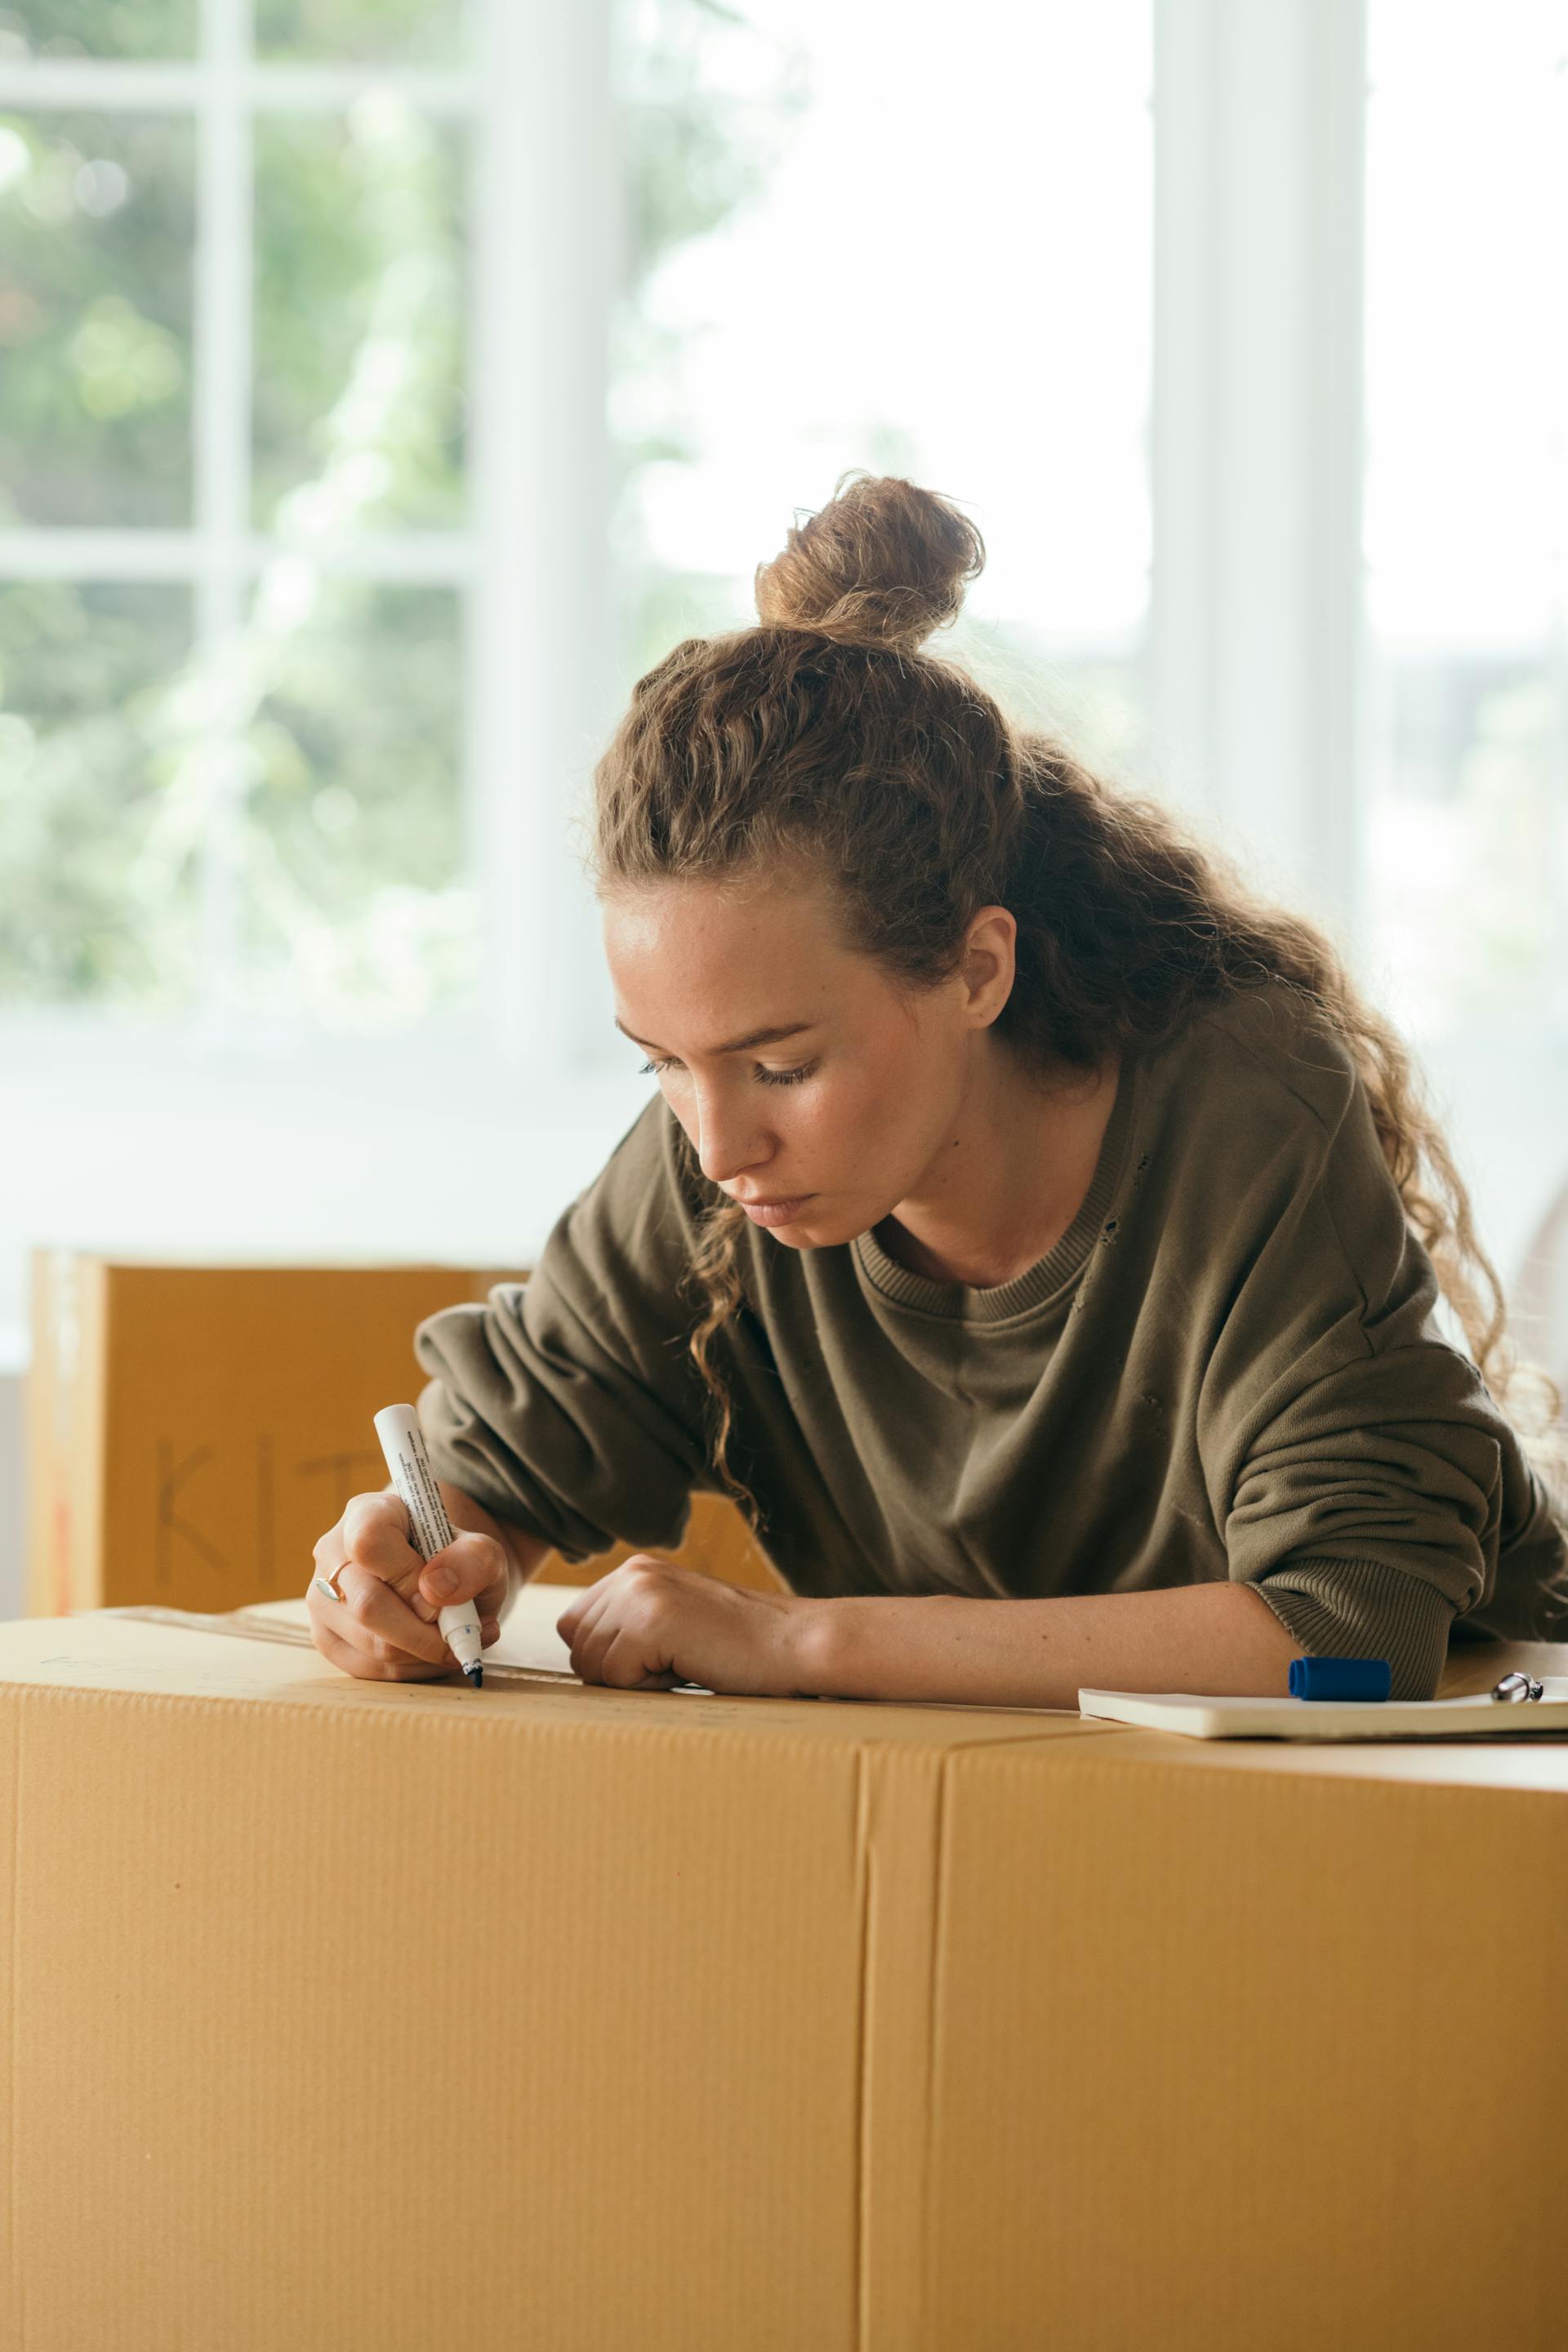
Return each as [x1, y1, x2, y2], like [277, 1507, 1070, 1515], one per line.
[960, 904, 1018, 1028]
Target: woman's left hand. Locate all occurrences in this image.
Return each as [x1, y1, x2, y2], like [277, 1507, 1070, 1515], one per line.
[555, 1558, 822, 1697]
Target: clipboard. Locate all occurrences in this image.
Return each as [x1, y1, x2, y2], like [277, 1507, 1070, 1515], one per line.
[1076, 1683, 1568, 1741]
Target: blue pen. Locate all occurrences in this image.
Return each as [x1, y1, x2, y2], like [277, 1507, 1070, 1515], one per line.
[1289, 1655, 1392, 1702]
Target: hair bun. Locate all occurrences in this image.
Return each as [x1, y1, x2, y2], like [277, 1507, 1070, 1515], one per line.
[754, 470, 985, 653]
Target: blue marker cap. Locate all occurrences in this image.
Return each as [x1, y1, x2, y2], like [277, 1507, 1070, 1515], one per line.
[1289, 1655, 1392, 1702]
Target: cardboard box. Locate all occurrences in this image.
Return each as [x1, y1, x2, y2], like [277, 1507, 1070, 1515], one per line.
[3, 1593, 1567, 2351]
[24, 1254, 778, 1616]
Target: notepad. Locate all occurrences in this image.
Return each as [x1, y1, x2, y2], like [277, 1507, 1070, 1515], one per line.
[1077, 1684, 1568, 1740]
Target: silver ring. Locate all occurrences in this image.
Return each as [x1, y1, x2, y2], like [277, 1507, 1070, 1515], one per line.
[313, 1566, 348, 1604]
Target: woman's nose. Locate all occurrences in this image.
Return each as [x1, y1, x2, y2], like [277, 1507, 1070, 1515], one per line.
[693, 1090, 770, 1187]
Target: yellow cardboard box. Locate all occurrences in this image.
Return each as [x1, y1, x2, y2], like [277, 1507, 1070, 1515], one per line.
[2, 1592, 1566, 2352]
[24, 1254, 777, 1615]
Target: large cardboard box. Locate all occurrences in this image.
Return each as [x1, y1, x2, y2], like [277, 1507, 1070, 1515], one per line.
[24, 1253, 778, 1615]
[2, 1591, 1566, 2352]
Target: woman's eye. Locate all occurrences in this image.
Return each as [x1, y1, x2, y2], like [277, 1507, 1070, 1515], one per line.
[639, 1056, 814, 1086]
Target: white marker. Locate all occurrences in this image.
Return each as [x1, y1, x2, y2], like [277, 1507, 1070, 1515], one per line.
[373, 1403, 485, 1688]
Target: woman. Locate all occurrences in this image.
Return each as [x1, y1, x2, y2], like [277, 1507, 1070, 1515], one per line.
[309, 474, 1568, 1705]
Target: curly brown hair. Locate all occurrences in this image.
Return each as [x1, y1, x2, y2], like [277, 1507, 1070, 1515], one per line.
[592, 471, 1566, 1517]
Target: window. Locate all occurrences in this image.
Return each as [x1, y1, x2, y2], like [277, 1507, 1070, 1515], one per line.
[0, 0, 476, 1036]
[1361, 0, 1568, 1284]
[611, 0, 1154, 781]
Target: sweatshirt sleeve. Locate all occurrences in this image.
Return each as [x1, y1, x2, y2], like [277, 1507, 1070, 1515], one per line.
[410, 1098, 719, 1562]
[1193, 1021, 1552, 1702]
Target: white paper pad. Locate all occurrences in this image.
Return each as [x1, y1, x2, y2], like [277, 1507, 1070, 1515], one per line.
[1077, 1685, 1568, 1740]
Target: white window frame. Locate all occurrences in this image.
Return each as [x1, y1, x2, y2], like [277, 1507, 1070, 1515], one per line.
[0, 0, 621, 1102]
[1150, 0, 1367, 950]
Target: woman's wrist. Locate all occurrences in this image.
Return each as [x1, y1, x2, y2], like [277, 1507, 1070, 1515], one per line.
[788, 1594, 884, 1699]
[787, 1594, 852, 1696]
[788, 1593, 981, 1704]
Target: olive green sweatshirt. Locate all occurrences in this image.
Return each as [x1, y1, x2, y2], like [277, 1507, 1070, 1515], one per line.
[412, 982, 1568, 1703]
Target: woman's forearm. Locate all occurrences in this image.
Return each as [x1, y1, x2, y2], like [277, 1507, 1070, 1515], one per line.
[797, 1580, 1303, 1709]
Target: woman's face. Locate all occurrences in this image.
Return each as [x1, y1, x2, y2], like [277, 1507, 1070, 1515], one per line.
[601, 868, 1013, 1246]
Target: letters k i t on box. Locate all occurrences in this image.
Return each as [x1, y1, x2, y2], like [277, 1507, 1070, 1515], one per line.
[24, 1252, 777, 1615]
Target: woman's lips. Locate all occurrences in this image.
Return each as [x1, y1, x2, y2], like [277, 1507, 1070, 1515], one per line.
[733, 1194, 814, 1227]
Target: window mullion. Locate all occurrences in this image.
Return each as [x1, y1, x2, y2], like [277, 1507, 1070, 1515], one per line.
[1151, 0, 1368, 950]
[469, 0, 617, 1080]
[192, 0, 255, 1040]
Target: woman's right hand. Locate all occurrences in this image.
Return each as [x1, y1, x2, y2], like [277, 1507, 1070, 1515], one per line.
[307, 1489, 510, 1682]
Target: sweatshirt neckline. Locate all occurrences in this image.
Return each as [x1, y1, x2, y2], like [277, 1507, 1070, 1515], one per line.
[851, 1053, 1142, 1325]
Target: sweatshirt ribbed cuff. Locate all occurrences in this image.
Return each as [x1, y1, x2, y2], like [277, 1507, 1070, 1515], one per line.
[1248, 1557, 1457, 1703]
